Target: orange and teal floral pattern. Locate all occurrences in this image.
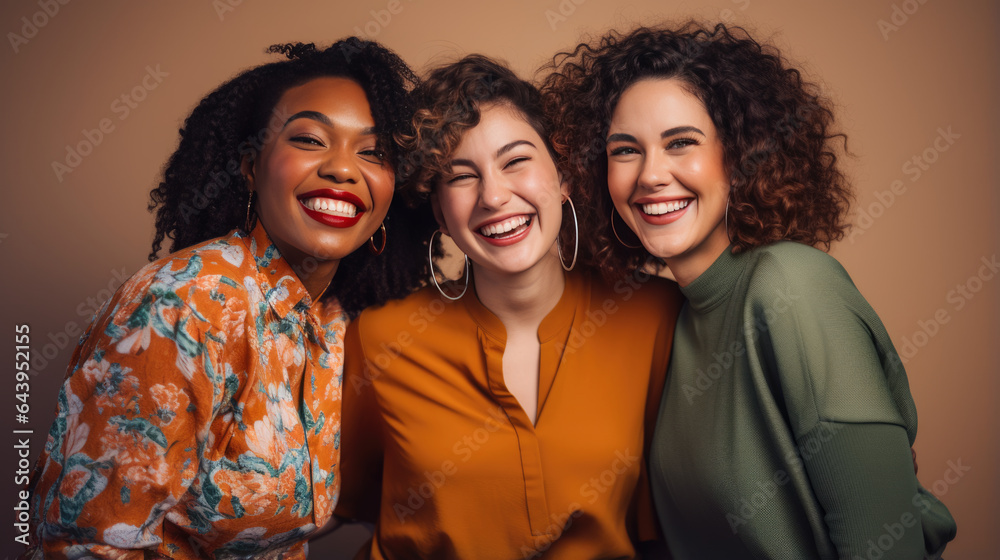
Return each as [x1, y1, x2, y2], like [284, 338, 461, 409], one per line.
[26, 224, 345, 559]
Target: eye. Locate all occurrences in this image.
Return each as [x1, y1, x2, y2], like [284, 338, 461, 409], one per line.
[608, 146, 639, 157]
[291, 135, 324, 147]
[446, 172, 478, 185]
[359, 148, 387, 163]
[503, 156, 529, 169]
[666, 137, 699, 150]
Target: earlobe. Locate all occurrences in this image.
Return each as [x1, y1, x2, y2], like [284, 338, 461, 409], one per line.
[430, 193, 450, 236]
[241, 154, 256, 191]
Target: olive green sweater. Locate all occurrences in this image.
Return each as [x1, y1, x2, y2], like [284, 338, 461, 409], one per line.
[650, 242, 956, 559]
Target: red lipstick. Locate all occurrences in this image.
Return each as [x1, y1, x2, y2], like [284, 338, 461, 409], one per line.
[298, 189, 367, 228]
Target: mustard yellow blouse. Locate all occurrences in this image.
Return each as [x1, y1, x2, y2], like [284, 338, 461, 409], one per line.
[336, 270, 682, 559]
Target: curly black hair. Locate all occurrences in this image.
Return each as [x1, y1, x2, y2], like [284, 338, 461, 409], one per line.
[148, 37, 436, 317]
[542, 22, 852, 281]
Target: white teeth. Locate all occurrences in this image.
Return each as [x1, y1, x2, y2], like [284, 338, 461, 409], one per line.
[479, 216, 529, 237]
[642, 200, 690, 216]
[304, 198, 357, 217]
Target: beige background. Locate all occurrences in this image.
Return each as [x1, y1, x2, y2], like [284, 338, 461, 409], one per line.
[1, 0, 996, 557]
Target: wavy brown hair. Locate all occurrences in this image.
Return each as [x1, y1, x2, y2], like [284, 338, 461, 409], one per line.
[397, 54, 596, 273]
[541, 22, 853, 281]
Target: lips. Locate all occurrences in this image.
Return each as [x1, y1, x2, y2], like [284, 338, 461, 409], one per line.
[634, 197, 692, 225]
[474, 213, 534, 246]
[298, 189, 366, 228]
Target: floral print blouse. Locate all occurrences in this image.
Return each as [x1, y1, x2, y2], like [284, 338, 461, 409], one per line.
[26, 224, 345, 559]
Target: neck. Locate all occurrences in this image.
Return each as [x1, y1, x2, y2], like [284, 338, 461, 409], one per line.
[255, 221, 341, 305]
[665, 230, 731, 287]
[472, 250, 566, 331]
[301, 262, 339, 305]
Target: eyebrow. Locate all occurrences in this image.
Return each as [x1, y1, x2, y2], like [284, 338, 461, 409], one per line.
[447, 140, 537, 170]
[283, 111, 377, 135]
[606, 126, 705, 144]
[495, 140, 536, 158]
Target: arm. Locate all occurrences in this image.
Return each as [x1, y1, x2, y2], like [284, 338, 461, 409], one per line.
[796, 421, 924, 558]
[753, 249, 953, 558]
[30, 279, 222, 559]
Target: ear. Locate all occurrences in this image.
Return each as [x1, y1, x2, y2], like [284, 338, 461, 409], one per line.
[241, 153, 257, 193]
[430, 192, 450, 236]
[558, 173, 571, 202]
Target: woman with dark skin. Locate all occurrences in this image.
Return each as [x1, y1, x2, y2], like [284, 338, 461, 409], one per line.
[543, 22, 957, 559]
[24, 38, 430, 559]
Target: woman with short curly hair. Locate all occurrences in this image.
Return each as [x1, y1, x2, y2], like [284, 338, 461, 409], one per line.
[25, 37, 428, 559]
[335, 54, 683, 558]
[543, 22, 956, 559]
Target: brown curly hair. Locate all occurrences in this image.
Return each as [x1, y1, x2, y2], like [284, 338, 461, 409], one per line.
[541, 22, 853, 281]
[397, 54, 596, 272]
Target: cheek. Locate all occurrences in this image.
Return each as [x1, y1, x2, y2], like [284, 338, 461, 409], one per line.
[437, 192, 474, 231]
[258, 151, 312, 197]
[365, 168, 396, 218]
[528, 170, 564, 211]
[606, 162, 636, 205]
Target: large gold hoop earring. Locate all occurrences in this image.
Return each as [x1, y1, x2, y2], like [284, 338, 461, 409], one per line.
[369, 223, 387, 255]
[610, 207, 641, 249]
[244, 191, 257, 233]
[557, 197, 579, 271]
[428, 230, 469, 301]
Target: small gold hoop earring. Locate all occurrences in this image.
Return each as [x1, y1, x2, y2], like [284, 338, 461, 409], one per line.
[610, 208, 641, 249]
[369, 223, 387, 255]
[244, 191, 257, 233]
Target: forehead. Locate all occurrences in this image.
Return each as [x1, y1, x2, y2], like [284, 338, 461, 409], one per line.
[454, 103, 544, 153]
[276, 76, 375, 125]
[612, 78, 712, 127]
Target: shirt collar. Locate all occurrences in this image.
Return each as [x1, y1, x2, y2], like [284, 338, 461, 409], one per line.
[463, 269, 583, 343]
[239, 223, 314, 318]
[680, 245, 744, 313]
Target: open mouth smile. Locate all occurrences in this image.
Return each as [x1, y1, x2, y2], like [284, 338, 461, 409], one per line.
[635, 198, 692, 225]
[641, 199, 690, 216]
[475, 214, 534, 246]
[298, 189, 366, 228]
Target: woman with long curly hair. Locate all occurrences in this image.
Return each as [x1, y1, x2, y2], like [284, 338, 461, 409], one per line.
[24, 38, 428, 559]
[334, 55, 683, 558]
[543, 22, 957, 559]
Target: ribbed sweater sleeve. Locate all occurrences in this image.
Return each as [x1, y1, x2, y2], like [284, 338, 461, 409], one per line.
[799, 421, 924, 559]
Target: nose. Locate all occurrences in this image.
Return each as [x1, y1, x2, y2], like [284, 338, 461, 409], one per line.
[478, 170, 513, 209]
[637, 149, 672, 190]
[319, 145, 361, 184]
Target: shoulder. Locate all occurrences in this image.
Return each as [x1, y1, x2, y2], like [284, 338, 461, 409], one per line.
[129, 232, 250, 293]
[741, 242, 860, 307]
[586, 269, 684, 320]
[747, 242, 850, 284]
[106, 232, 253, 328]
[350, 285, 460, 342]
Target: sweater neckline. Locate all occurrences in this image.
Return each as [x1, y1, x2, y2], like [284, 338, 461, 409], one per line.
[680, 246, 745, 313]
[463, 270, 582, 343]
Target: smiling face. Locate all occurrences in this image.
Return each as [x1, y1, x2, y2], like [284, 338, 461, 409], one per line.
[606, 77, 731, 285]
[433, 103, 567, 278]
[245, 76, 394, 284]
